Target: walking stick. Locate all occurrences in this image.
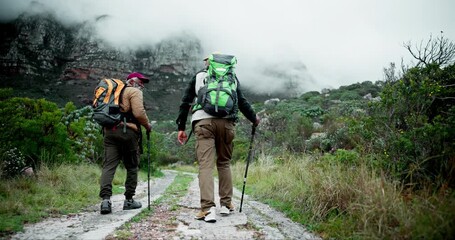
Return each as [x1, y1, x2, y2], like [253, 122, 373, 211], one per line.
[239, 125, 256, 213]
[147, 131, 151, 210]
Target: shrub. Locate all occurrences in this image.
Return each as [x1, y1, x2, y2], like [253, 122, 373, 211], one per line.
[62, 103, 103, 163]
[0, 147, 26, 178]
[369, 63, 455, 188]
[0, 88, 14, 100]
[0, 97, 76, 166]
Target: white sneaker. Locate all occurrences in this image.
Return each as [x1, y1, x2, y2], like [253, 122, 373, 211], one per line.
[204, 207, 216, 223]
[220, 206, 230, 215]
[220, 203, 235, 215]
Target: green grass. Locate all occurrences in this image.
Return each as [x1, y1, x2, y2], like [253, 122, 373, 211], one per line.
[159, 172, 194, 210]
[113, 172, 194, 237]
[163, 164, 198, 174]
[0, 162, 162, 238]
[133, 172, 193, 222]
[232, 152, 455, 239]
[0, 163, 100, 236]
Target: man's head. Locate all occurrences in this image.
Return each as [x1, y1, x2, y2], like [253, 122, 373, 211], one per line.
[126, 72, 149, 90]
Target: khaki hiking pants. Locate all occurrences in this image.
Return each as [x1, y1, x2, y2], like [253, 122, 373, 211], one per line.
[194, 118, 236, 211]
[99, 127, 140, 200]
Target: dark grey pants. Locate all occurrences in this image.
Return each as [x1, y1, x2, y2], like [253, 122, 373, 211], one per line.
[99, 127, 140, 199]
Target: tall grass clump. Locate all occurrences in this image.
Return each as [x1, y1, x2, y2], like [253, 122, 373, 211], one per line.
[232, 152, 455, 239]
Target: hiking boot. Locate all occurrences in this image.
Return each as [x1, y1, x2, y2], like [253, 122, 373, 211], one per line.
[123, 199, 142, 210]
[220, 203, 235, 215]
[100, 199, 112, 214]
[195, 207, 216, 223]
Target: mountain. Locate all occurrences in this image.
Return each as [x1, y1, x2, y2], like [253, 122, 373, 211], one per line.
[0, 12, 275, 121]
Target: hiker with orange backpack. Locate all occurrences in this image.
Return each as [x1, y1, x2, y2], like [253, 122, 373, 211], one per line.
[93, 72, 152, 214]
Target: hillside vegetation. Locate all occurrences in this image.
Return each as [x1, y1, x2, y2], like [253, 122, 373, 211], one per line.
[1, 35, 454, 239]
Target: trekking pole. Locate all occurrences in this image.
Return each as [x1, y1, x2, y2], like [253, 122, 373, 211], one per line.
[147, 131, 151, 210]
[239, 125, 256, 213]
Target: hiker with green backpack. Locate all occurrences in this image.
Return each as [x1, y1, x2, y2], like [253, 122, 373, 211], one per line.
[176, 53, 260, 223]
[93, 72, 152, 215]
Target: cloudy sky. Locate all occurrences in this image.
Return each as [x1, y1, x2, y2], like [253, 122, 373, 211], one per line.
[1, 0, 454, 93]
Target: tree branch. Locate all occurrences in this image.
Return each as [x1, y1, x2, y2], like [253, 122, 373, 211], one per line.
[404, 33, 455, 67]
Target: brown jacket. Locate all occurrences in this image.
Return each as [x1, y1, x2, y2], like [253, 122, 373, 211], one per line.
[119, 87, 150, 132]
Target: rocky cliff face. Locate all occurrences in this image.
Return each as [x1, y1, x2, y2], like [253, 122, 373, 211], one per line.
[0, 12, 205, 120]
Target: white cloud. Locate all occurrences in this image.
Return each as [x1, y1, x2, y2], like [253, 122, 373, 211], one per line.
[0, 0, 454, 93]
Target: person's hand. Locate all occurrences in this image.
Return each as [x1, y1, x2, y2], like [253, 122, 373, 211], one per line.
[145, 123, 152, 133]
[254, 115, 261, 127]
[177, 131, 188, 145]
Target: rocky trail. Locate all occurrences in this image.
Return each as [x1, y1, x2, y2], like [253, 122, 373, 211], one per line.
[11, 170, 320, 240]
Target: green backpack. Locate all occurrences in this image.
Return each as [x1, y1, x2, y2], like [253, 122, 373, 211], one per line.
[193, 54, 238, 117]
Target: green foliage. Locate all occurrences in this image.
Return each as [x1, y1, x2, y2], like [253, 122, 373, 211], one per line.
[0, 93, 104, 173]
[231, 134, 251, 163]
[300, 91, 324, 106]
[328, 81, 382, 101]
[0, 97, 75, 166]
[260, 99, 325, 153]
[138, 129, 196, 170]
[62, 103, 103, 163]
[0, 148, 26, 178]
[322, 149, 360, 165]
[372, 63, 455, 187]
[140, 131, 175, 171]
[274, 99, 324, 119]
[328, 100, 369, 118]
[339, 90, 361, 101]
[0, 163, 102, 236]
[0, 88, 14, 100]
[265, 111, 311, 152]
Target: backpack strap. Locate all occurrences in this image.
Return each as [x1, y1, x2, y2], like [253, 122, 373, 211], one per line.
[117, 84, 141, 133]
[112, 79, 125, 105]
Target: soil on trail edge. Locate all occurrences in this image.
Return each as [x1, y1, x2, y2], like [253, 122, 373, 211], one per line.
[12, 170, 321, 240]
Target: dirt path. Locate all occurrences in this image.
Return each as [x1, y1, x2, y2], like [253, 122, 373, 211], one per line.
[11, 171, 177, 240]
[12, 170, 320, 240]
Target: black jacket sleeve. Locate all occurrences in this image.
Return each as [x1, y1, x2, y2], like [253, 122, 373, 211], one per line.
[176, 75, 197, 131]
[236, 80, 257, 123]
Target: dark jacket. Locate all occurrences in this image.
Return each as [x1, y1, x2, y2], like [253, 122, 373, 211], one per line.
[176, 70, 257, 131]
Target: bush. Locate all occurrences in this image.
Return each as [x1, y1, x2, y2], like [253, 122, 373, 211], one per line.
[0, 97, 76, 167]
[0, 88, 14, 100]
[0, 93, 104, 171]
[62, 103, 103, 163]
[0, 147, 26, 178]
[366, 63, 455, 188]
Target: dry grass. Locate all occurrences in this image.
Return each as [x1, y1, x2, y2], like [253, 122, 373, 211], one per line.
[232, 152, 455, 239]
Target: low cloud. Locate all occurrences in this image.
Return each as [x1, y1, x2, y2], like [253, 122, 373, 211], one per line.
[1, 0, 454, 95]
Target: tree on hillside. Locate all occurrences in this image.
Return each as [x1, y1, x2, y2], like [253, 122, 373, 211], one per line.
[404, 32, 455, 67]
[377, 34, 455, 188]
